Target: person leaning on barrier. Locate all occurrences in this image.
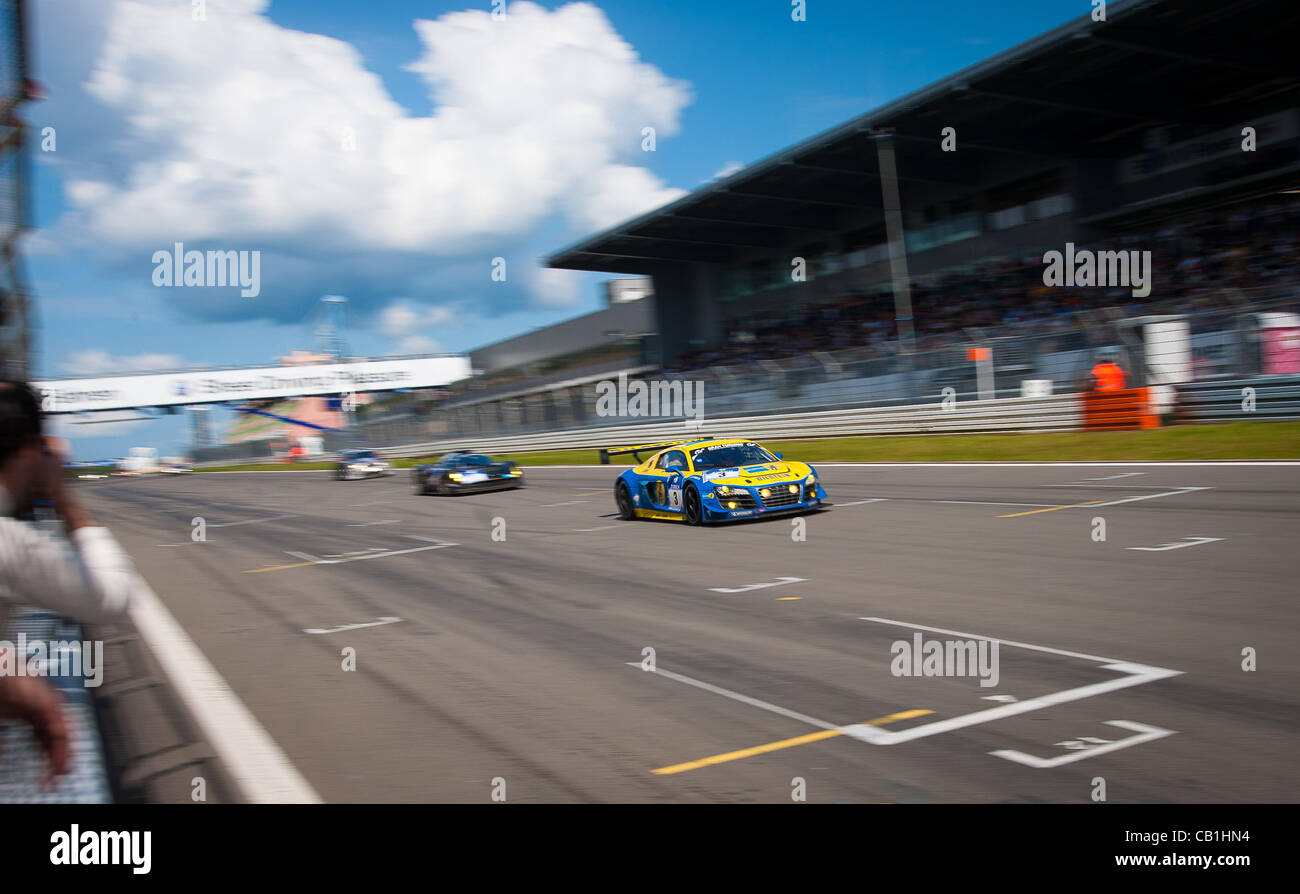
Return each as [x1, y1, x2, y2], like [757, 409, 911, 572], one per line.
[0, 380, 137, 779]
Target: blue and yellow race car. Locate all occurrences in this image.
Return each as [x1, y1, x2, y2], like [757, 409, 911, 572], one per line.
[609, 437, 827, 525]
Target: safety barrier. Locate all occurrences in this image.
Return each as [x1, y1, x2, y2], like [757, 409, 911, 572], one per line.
[371, 392, 1083, 460]
[1175, 376, 1300, 422]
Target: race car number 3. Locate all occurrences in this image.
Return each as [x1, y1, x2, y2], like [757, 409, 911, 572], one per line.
[668, 486, 683, 509]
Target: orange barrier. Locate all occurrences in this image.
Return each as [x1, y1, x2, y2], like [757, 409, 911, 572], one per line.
[1081, 387, 1159, 431]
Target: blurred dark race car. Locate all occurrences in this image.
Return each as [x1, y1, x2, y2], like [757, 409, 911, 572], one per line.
[411, 450, 524, 495]
[335, 448, 391, 481]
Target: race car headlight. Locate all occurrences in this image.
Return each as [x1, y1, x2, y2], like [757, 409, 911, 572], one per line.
[759, 488, 771, 499]
[715, 485, 733, 496]
[788, 485, 799, 494]
[727, 501, 738, 509]
[509, 468, 522, 476]
[448, 472, 463, 481]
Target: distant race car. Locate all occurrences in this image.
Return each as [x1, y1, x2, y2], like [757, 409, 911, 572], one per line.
[411, 450, 524, 495]
[335, 448, 391, 481]
[610, 437, 827, 525]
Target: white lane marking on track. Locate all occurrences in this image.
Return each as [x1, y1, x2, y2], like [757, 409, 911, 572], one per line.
[1081, 486, 1210, 507]
[847, 617, 1181, 745]
[709, 576, 806, 594]
[623, 663, 838, 731]
[1042, 483, 1186, 489]
[346, 520, 401, 527]
[284, 537, 456, 566]
[1126, 537, 1223, 552]
[539, 500, 590, 508]
[209, 514, 300, 528]
[934, 500, 1061, 508]
[303, 616, 403, 636]
[574, 526, 619, 532]
[861, 615, 1119, 663]
[1078, 472, 1147, 481]
[835, 499, 888, 507]
[990, 720, 1175, 768]
[126, 572, 321, 802]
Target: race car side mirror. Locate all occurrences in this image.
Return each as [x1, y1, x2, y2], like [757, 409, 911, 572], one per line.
[665, 463, 684, 474]
[774, 453, 784, 460]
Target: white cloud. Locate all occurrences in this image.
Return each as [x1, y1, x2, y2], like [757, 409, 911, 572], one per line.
[565, 164, 687, 233]
[526, 266, 585, 309]
[394, 334, 443, 356]
[378, 301, 455, 355]
[58, 0, 691, 314]
[61, 349, 185, 376]
[711, 161, 745, 181]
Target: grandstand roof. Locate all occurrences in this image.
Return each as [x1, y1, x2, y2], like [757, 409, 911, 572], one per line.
[547, 0, 1300, 274]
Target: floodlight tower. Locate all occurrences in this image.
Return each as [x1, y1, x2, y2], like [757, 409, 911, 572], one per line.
[315, 295, 349, 360]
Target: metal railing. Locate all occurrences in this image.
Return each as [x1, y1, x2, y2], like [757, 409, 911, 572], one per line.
[1175, 376, 1300, 423]
[243, 393, 1077, 465]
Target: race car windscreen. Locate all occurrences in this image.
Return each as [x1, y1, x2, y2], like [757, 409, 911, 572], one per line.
[690, 443, 777, 471]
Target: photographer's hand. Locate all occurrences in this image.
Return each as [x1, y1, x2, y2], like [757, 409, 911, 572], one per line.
[35, 438, 96, 532]
[0, 670, 72, 785]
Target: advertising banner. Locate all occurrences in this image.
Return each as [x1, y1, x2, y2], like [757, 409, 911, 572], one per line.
[35, 356, 471, 414]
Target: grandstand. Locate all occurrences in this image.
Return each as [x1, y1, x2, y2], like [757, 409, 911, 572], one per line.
[547, 0, 1300, 372]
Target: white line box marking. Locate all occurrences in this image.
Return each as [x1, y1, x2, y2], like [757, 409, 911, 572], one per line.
[845, 618, 1181, 745]
[626, 620, 1181, 758]
[990, 720, 1176, 768]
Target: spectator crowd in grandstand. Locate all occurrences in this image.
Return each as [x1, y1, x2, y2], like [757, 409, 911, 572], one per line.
[664, 193, 1300, 374]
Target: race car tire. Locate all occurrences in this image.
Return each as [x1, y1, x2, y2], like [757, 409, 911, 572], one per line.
[615, 481, 636, 520]
[683, 485, 703, 526]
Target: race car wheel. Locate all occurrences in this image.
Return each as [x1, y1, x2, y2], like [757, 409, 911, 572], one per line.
[683, 485, 703, 526]
[615, 481, 635, 520]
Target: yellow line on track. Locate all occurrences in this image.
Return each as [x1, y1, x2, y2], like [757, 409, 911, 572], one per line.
[999, 499, 1108, 518]
[243, 561, 317, 574]
[652, 709, 933, 775]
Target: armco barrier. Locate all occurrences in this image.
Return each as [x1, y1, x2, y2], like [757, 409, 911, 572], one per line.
[369, 393, 1083, 460]
[1176, 376, 1300, 422]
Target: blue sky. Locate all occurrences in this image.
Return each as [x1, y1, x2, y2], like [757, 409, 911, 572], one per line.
[27, 0, 1086, 458]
